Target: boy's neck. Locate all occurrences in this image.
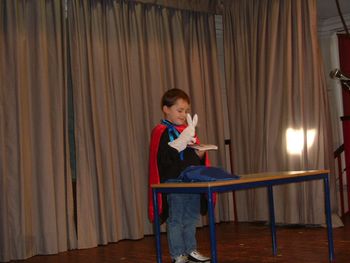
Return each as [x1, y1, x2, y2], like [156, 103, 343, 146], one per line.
[163, 119, 176, 125]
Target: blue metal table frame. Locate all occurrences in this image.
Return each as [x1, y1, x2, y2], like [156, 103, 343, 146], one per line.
[151, 170, 334, 263]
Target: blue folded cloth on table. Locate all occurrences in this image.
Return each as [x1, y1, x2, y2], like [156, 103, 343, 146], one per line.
[178, 165, 240, 182]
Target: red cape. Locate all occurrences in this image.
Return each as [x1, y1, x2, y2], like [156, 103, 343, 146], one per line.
[148, 124, 210, 222]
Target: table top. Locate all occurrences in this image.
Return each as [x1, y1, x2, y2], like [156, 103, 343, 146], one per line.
[151, 169, 329, 189]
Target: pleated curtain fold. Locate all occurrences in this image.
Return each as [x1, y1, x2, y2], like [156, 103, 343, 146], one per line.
[222, 0, 339, 225]
[0, 1, 76, 261]
[68, 0, 228, 249]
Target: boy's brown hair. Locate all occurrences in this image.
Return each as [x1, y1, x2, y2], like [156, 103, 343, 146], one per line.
[161, 88, 190, 108]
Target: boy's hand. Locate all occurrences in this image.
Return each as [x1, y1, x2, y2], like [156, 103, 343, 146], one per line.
[195, 149, 206, 159]
[168, 114, 198, 152]
[182, 113, 198, 143]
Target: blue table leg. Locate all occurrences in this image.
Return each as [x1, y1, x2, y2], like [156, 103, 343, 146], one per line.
[267, 185, 277, 256]
[323, 175, 335, 261]
[207, 189, 218, 263]
[153, 190, 162, 263]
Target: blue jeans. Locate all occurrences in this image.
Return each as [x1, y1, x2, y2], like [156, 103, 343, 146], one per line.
[166, 193, 200, 259]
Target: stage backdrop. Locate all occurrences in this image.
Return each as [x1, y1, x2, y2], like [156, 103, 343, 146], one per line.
[222, 0, 337, 225]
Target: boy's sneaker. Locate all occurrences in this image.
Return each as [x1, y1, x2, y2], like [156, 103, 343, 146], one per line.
[188, 250, 211, 262]
[172, 254, 189, 263]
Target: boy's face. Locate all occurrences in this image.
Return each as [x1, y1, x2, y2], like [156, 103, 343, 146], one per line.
[163, 98, 190, 126]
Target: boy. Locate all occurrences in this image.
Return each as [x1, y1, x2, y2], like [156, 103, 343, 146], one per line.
[149, 88, 211, 263]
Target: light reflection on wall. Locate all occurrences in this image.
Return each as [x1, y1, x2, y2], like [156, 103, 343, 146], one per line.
[286, 128, 316, 154]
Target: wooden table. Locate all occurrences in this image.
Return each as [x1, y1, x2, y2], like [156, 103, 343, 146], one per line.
[151, 170, 334, 262]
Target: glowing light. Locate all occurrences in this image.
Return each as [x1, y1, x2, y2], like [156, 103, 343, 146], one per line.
[286, 128, 304, 154]
[286, 128, 316, 154]
[306, 129, 316, 148]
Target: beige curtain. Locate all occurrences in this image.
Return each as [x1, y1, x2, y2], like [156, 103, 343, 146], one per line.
[68, 0, 227, 249]
[223, 0, 338, 225]
[135, 0, 220, 13]
[0, 0, 76, 261]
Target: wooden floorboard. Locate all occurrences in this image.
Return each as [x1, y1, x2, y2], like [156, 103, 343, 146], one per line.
[12, 214, 350, 263]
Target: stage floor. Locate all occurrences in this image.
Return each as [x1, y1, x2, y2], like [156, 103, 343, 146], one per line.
[13, 213, 350, 263]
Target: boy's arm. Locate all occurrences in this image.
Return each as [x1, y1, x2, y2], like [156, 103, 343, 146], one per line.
[157, 131, 198, 182]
